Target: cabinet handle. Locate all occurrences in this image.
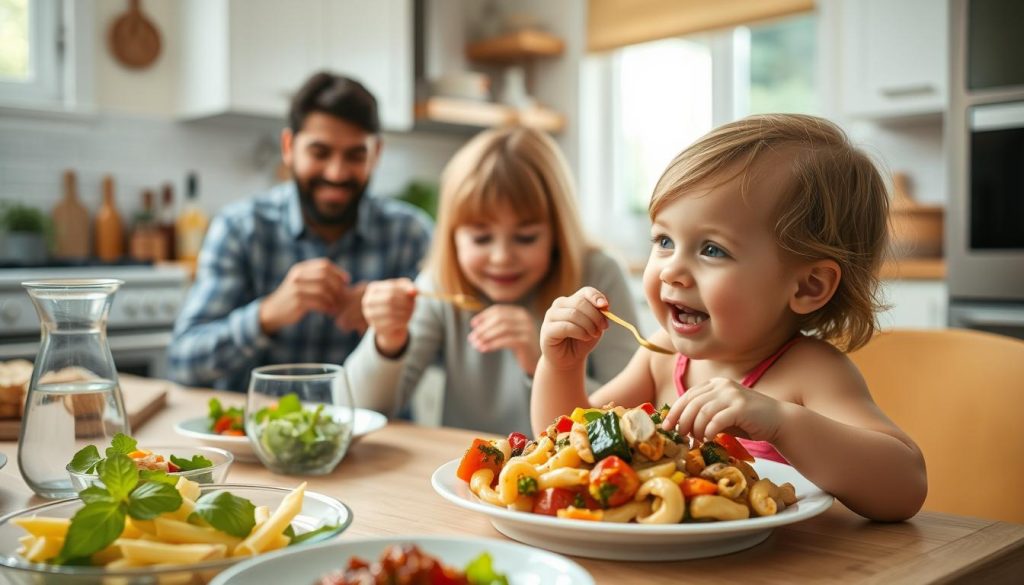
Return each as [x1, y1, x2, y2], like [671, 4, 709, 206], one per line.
[880, 84, 936, 98]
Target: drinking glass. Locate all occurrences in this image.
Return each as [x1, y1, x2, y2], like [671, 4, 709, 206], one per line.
[245, 363, 354, 475]
[18, 279, 129, 499]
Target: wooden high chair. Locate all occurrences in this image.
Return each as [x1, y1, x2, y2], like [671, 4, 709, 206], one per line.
[848, 328, 1024, 523]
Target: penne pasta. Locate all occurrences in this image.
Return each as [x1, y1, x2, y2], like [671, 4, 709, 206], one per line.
[233, 483, 306, 557]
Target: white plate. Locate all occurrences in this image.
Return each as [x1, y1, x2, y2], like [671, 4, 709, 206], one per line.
[174, 407, 388, 463]
[209, 535, 594, 585]
[431, 458, 834, 561]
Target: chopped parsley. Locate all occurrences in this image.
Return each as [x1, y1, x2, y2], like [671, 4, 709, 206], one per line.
[517, 476, 538, 496]
[573, 492, 587, 508]
[596, 483, 618, 507]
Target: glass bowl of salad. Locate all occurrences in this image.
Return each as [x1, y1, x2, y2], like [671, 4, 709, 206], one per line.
[246, 363, 354, 475]
[66, 434, 233, 492]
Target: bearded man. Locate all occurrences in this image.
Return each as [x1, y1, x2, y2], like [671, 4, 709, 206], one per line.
[169, 72, 433, 391]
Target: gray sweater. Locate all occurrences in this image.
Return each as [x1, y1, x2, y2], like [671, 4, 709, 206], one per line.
[346, 249, 639, 436]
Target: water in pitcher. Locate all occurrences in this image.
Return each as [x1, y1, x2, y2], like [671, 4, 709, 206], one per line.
[17, 278, 130, 499]
[19, 379, 127, 498]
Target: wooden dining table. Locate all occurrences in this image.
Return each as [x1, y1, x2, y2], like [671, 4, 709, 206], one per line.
[2, 383, 1023, 584]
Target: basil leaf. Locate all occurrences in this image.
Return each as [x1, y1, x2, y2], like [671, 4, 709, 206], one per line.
[78, 485, 115, 505]
[191, 490, 256, 538]
[55, 501, 125, 563]
[289, 524, 338, 545]
[98, 454, 138, 501]
[127, 481, 183, 520]
[283, 524, 296, 539]
[169, 454, 213, 471]
[139, 470, 179, 486]
[582, 411, 604, 423]
[106, 433, 138, 457]
[68, 445, 102, 474]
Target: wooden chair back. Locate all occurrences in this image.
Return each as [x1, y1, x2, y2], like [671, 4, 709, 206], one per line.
[848, 328, 1024, 523]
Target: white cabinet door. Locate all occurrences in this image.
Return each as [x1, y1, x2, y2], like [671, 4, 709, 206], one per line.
[228, 0, 323, 117]
[321, 0, 413, 131]
[878, 280, 949, 329]
[179, 0, 412, 127]
[839, 0, 948, 119]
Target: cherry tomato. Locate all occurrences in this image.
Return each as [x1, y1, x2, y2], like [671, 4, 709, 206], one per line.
[507, 432, 528, 456]
[213, 415, 236, 434]
[532, 487, 599, 515]
[588, 455, 640, 508]
[638, 402, 656, 415]
[167, 461, 180, 473]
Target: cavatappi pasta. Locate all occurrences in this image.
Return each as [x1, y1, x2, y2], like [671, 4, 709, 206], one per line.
[13, 479, 307, 567]
[455, 404, 797, 523]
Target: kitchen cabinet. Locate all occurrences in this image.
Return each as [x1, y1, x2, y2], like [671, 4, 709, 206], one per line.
[178, 0, 413, 131]
[838, 0, 948, 119]
[878, 279, 948, 330]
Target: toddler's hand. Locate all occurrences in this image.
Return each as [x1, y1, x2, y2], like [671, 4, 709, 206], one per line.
[538, 287, 610, 371]
[362, 278, 416, 357]
[661, 377, 784, 443]
[468, 305, 540, 375]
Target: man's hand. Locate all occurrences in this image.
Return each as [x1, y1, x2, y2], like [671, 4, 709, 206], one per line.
[468, 305, 541, 375]
[259, 258, 350, 334]
[362, 278, 417, 357]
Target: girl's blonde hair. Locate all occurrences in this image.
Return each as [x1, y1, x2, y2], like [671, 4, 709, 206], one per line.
[426, 127, 589, 313]
[649, 114, 889, 352]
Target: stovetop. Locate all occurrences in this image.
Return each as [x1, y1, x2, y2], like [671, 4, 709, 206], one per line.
[0, 264, 190, 336]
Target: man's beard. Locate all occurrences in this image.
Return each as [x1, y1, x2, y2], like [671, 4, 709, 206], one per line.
[295, 175, 368, 228]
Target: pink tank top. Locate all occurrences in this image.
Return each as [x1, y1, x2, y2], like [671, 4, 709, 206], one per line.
[674, 337, 802, 465]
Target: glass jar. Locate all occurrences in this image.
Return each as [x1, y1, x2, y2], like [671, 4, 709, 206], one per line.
[17, 279, 129, 499]
[246, 363, 354, 475]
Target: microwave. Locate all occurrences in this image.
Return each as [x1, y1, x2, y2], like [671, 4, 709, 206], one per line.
[948, 0, 1024, 339]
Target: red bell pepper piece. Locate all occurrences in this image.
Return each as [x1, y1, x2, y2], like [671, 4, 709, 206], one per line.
[456, 438, 506, 483]
[554, 415, 574, 433]
[638, 402, 656, 415]
[714, 432, 754, 462]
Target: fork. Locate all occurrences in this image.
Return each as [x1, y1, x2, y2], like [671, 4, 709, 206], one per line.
[601, 310, 675, 355]
[417, 290, 486, 312]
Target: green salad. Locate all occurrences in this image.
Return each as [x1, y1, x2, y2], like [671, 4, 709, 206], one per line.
[252, 393, 349, 472]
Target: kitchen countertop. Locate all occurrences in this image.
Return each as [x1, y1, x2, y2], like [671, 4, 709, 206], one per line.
[2, 382, 1023, 583]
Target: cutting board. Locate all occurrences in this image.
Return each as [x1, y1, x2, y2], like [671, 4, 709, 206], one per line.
[51, 170, 91, 259]
[0, 374, 169, 440]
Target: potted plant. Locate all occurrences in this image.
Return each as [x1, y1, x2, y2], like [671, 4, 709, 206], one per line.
[0, 202, 50, 265]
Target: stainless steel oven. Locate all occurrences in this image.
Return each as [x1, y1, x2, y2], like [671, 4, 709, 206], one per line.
[948, 0, 1024, 339]
[0, 266, 188, 378]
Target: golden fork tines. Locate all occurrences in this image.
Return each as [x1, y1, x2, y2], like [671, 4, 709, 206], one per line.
[417, 290, 486, 311]
[601, 310, 675, 355]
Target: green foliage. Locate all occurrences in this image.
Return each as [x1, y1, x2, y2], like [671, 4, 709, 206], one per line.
[396, 180, 439, 219]
[0, 201, 47, 233]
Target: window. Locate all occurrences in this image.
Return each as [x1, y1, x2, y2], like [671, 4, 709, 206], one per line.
[581, 13, 818, 228]
[0, 0, 62, 107]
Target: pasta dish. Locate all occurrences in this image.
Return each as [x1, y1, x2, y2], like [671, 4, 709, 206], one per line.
[456, 404, 797, 523]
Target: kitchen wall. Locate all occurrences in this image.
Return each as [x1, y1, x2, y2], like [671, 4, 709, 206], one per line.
[0, 0, 465, 219]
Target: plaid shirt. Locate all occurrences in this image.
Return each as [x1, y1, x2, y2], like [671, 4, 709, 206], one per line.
[167, 182, 433, 392]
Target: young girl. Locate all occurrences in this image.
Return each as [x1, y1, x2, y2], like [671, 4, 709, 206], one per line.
[346, 127, 638, 436]
[532, 114, 927, 522]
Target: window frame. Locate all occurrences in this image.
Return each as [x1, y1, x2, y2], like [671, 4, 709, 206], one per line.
[0, 0, 62, 107]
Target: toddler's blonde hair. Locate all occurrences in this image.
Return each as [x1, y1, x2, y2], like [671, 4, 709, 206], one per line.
[426, 127, 589, 313]
[649, 114, 888, 352]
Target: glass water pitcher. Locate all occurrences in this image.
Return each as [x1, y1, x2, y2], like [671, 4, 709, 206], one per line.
[17, 279, 130, 499]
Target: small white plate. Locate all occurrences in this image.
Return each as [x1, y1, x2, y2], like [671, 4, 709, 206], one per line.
[432, 458, 834, 561]
[209, 535, 594, 585]
[174, 407, 388, 463]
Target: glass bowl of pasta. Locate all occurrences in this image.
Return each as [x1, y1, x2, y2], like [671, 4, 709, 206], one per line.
[0, 482, 353, 584]
[430, 405, 834, 561]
